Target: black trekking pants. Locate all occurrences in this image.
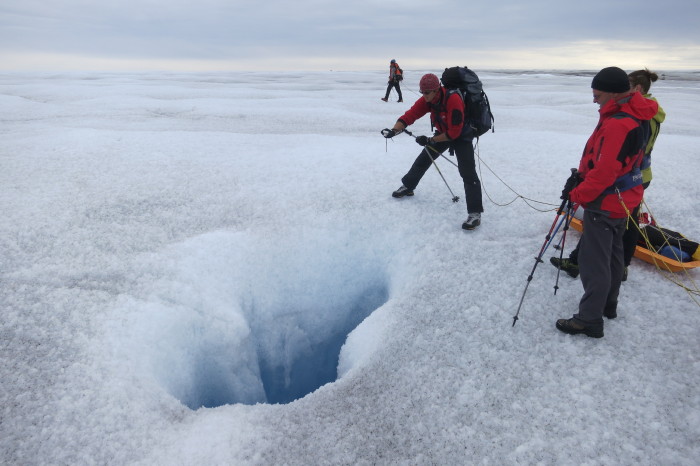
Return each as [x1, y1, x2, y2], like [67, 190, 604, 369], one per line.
[621, 204, 641, 267]
[401, 138, 483, 214]
[384, 80, 402, 101]
[621, 182, 648, 266]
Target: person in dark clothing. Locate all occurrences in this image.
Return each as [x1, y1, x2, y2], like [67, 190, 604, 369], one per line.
[381, 59, 403, 103]
[381, 73, 483, 230]
[620, 69, 665, 274]
[556, 66, 658, 338]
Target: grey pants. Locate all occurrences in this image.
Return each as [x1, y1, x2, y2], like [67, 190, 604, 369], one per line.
[574, 210, 626, 324]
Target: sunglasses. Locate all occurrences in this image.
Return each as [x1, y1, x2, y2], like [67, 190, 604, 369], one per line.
[421, 89, 437, 95]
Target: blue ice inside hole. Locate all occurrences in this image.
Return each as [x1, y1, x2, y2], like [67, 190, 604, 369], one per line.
[163, 275, 390, 409]
[145, 232, 393, 410]
[254, 284, 389, 405]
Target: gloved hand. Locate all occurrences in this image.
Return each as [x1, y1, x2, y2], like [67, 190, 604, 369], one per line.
[560, 170, 582, 200]
[415, 135, 434, 146]
[381, 128, 397, 139]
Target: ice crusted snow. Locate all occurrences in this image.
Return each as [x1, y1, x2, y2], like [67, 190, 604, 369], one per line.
[1, 70, 699, 465]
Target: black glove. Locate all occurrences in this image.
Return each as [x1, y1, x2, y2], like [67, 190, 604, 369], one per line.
[381, 128, 397, 139]
[560, 170, 582, 200]
[415, 135, 434, 147]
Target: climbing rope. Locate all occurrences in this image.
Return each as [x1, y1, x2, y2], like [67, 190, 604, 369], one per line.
[473, 143, 559, 212]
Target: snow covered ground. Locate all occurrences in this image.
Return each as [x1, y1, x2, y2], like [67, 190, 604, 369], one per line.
[1, 69, 699, 465]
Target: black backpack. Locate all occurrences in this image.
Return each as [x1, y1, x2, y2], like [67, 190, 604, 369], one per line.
[440, 66, 494, 140]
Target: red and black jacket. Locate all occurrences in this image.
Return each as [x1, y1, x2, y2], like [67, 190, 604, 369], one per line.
[398, 88, 465, 140]
[570, 92, 658, 218]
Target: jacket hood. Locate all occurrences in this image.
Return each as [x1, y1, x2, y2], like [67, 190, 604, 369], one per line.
[601, 91, 659, 121]
[646, 94, 667, 124]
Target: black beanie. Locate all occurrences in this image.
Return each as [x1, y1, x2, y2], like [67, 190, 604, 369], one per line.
[591, 67, 630, 93]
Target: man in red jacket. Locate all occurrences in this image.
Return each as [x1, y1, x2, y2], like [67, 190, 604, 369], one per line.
[381, 73, 484, 230]
[556, 67, 658, 338]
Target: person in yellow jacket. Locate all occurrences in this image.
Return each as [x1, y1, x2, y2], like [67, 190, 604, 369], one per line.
[628, 68, 666, 187]
[621, 69, 666, 274]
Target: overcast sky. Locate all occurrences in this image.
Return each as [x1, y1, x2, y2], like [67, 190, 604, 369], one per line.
[1, 0, 699, 72]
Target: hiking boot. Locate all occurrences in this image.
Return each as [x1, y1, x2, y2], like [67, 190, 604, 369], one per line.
[555, 318, 604, 338]
[550, 257, 579, 278]
[397, 99, 403, 102]
[392, 185, 414, 198]
[462, 213, 481, 230]
[381, 97, 388, 102]
[622, 267, 628, 282]
[604, 307, 617, 319]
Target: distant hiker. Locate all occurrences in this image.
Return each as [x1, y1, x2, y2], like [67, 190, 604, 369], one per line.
[552, 68, 666, 281]
[381, 59, 403, 103]
[556, 66, 658, 338]
[381, 73, 484, 230]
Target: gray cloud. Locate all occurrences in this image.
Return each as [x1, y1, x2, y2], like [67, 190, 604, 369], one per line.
[1, 0, 698, 69]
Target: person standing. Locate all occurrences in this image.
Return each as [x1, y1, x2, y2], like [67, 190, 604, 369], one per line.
[381, 73, 483, 230]
[381, 59, 403, 103]
[551, 68, 666, 281]
[621, 69, 666, 276]
[556, 66, 658, 338]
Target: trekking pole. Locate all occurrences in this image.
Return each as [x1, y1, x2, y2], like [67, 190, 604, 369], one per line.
[512, 168, 578, 326]
[552, 203, 581, 250]
[553, 199, 576, 295]
[552, 171, 581, 295]
[402, 129, 460, 203]
[512, 200, 568, 326]
[426, 145, 460, 203]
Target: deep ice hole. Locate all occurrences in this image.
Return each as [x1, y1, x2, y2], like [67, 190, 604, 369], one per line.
[127, 230, 391, 408]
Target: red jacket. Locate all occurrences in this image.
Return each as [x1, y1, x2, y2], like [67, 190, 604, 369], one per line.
[570, 92, 658, 218]
[398, 88, 465, 140]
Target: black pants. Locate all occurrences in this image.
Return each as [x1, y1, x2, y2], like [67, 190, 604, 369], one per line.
[401, 138, 483, 214]
[621, 205, 641, 267]
[384, 80, 402, 101]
